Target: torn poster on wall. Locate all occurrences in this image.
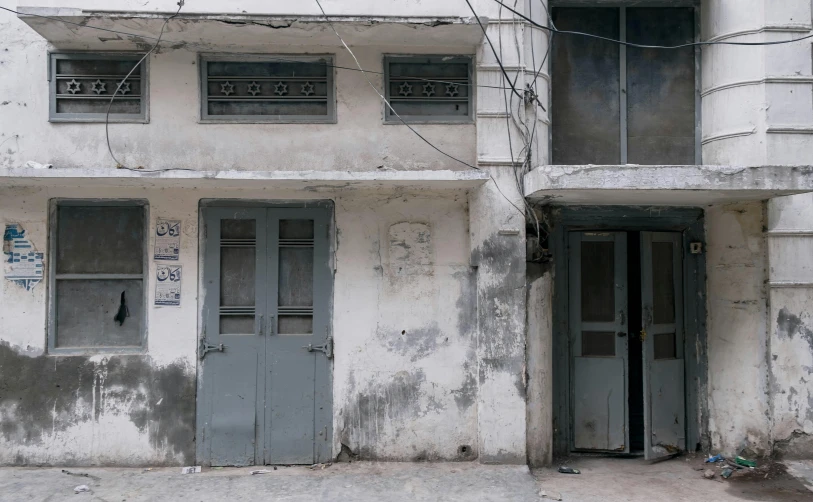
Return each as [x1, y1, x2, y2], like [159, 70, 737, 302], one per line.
[155, 264, 182, 306]
[3, 224, 43, 291]
[154, 219, 181, 261]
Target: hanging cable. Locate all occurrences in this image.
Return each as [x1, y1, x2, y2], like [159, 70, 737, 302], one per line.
[104, 0, 186, 170]
[313, 0, 528, 219]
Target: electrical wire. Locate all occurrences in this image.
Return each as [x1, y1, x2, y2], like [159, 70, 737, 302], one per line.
[313, 0, 528, 219]
[105, 0, 187, 170]
[492, 0, 813, 48]
[0, 5, 516, 92]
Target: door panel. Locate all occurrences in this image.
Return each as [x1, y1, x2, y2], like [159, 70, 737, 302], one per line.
[641, 231, 685, 460]
[573, 357, 626, 450]
[265, 210, 330, 464]
[199, 206, 332, 466]
[200, 208, 267, 466]
[569, 231, 628, 452]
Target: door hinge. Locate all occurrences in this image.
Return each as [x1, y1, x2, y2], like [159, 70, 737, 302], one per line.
[303, 336, 333, 359]
[199, 337, 225, 360]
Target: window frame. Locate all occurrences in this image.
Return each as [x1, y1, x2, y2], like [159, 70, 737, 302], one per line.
[48, 52, 150, 124]
[383, 54, 475, 125]
[549, 4, 701, 165]
[47, 199, 150, 355]
[198, 53, 337, 124]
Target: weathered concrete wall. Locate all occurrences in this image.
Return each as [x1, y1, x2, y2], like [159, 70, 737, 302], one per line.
[0, 184, 478, 465]
[705, 201, 771, 457]
[767, 193, 813, 458]
[525, 267, 552, 467]
[702, 0, 813, 458]
[0, 2, 476, 173]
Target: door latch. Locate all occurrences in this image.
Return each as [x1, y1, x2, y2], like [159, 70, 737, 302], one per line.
[199, 338, 225, 360]
[303, 336, 333, 359]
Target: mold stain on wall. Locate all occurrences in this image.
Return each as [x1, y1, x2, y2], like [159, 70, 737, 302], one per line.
[0, 342, 195, 465]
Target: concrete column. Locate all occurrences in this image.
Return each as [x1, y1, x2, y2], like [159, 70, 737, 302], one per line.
[702, 0, 813, 457]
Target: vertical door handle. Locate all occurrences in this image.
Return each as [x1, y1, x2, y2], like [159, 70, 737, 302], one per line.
[256, 315, 264, 336]
[268, 315, 276, 336]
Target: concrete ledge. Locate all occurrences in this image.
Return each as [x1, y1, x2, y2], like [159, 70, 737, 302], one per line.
[0, 167, 489, 191]
[17, 7, 487, 49]
[524, 164, 813, 206]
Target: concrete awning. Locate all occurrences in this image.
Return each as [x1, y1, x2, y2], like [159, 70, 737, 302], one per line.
[524, 164, 813, 206]
[17, 7, 488, 50]
[0, 167, 489, 191]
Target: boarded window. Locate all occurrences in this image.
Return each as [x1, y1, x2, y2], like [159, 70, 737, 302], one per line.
[200, 55, 335, 122]
[551, 7, 695, 164]
[50, 202, 147, 352]
[384, 56, 473, 123]
[49, 53, 147, 122]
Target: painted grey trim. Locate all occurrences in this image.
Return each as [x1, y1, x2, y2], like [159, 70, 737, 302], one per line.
[550, 206, 707, 456]
[619, 7, 628, 164]
[48, 52, 149, 123]
[383, 55, 475, 124]
[197, 53, 337, 124]
[550, 5, 699, 165]
[694, 4, 702, 165]
[47, 198, 149, 356]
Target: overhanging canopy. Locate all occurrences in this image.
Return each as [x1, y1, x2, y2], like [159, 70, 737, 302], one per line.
[17, 7, 488, 50]
[524, 164, 813, 205]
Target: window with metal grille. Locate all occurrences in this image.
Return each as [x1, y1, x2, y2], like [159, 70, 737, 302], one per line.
[551, 6, 697, 165]
[48, 53, 148, 123]
[200, 55, 335, 123]
[48, 201, 148, 354]
[384, 56, 473, 123]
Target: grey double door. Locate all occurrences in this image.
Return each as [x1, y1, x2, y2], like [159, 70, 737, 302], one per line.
[198, 206, 332, 466]
[569, 231, 684, 460]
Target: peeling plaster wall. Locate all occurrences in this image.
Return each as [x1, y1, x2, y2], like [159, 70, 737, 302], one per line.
[705, 201, 770, 456]
[767, 193, 813, 458]
[703, 0, 813, 458]
[0, 185, 477, 465]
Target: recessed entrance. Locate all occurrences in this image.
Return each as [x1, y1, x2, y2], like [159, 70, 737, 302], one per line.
[549, 207, 707, 462]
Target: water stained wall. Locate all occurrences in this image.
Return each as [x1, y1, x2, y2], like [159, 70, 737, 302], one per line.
[0, 184, 482, 465]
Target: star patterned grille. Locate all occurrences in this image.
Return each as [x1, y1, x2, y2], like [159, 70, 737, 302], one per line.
[117, 81, 131, 95]
[91, 79, 107, 95]
[247, 82, 261, 96]
[220, 81, 235, 96]
[274, 82, 288, 96]
[65, 79, 81, 94]
[301, 82, 315, 96]
[398, 82, 413, 96]
[422, 83, 436, 97]
[445, 83, 460, 97]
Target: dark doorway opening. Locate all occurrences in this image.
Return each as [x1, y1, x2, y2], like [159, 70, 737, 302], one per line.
[627, 231, 644, 453]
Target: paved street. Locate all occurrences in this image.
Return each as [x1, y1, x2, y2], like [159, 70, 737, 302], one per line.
[1, 456, 812, 501]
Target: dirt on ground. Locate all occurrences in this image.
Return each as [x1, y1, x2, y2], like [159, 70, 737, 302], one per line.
[692, 456, 813, 502]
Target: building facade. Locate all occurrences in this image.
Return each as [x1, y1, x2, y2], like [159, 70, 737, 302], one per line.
[0, 0, 811, 467]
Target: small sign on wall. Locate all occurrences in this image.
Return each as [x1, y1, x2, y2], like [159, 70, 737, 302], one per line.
[155, 264, 182, 307]
[154, 219, 181, 261]
[3, 223, 43, 291]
